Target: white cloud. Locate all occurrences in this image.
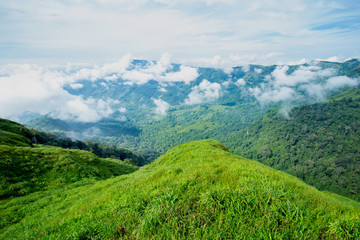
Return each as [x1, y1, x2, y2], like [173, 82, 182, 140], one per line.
[159, 65, 199, 84]
[122, 70, 154, 85]
[268, 65, 335, 87]
[50, 97, 114, 122]
[251, 86, 296, 103]
[325, 76, 359, 89]
[118, 107, 127, 113]
[0, 64, 117, 122]
[69, 83, 83, 89]
[251, 62, 359, 104]
[182, 53, 281, 71]
[315, 56, 343, 63]
[117, 115, 128, 122]
[255, 68, 262, 74]
[72, 54, 133, 82]
[159, 87, 167, 92]
[185, 79, 222, 105]
[235, 78, 246, 86]
[303, 76, 359, 100]
[1, 0, 359, 64]
[153, 98, 170, 115]
[121, 53, 199, 85]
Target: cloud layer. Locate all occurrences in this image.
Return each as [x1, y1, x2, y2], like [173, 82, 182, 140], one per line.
[250, 64, 359, 104]
[0, 54, 198, 122]
[0, 63, 120, 122]
[1, 0, 359, 64]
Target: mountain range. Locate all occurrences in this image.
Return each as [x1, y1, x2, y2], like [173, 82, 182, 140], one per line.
[1, 58, 360, 238]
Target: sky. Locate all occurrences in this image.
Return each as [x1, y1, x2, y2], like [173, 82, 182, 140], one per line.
[1, 0, 360, 65]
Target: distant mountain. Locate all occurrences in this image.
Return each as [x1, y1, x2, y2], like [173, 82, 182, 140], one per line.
[229, 87, 360, 201]
[27, 59, 360, 158]
[1, 140, 359, 239]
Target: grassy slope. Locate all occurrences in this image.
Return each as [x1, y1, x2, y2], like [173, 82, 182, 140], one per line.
[0, 118, 33, 147]
[0, 145, 138, 199]
[229, 87, 360, 201]
[1, 140, 359, 239]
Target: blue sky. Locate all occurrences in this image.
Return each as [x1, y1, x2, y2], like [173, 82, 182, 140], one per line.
[1, 0, 360, 65]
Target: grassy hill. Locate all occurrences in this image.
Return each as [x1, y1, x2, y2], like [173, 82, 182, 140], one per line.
[229, 87, 360, 201]
[0, 118, 34, 147]
[0, 117, 147, 165]
[0, 145, 138, 199]
[1, 140, 359, 239]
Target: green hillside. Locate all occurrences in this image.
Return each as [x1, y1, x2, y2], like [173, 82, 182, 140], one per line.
[0, 146, 138, 199]
[1, 140, 359, 239]
[0, 118, 139, 199]
[229, 87, 360, 201]
[0, 118, 147, 165]
[0, 118, 34, 147]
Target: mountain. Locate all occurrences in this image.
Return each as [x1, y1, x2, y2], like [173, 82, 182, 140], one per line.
[1, 140, 359, 239]
[26, 59, 360, 159]
[229, 87, 360, 201]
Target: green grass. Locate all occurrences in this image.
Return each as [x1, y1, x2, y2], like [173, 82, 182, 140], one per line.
[0, 145, 138, 199]
[0, 118, 33, 147]
[1, 139, 359, 239]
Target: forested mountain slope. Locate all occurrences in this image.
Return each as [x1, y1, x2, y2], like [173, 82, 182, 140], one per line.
[229, 87, 360, 200]
[1, 140, 359, 239]
[26, 59, 360, 159]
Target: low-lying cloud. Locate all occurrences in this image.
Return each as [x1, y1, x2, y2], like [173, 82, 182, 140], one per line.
[251, 63, 359, 104]
[0, 53, 199, 122]
[153, 98, 170, 115]
[0, 63, 123, 122]
[185, 79, 222, 105]
[122, 53, 199, 85]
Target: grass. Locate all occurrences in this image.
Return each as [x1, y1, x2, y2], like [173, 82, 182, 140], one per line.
[0, 118, 33, 147]
[0, 145, 138, 199]
[1, 139, 359, 239]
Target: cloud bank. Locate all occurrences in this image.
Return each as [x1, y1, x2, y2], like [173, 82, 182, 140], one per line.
[250, 64, 359, 104]
[0, 53, 199, 122]
[0, 63, 121, 122]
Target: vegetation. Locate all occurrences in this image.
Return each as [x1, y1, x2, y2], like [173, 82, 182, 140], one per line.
[33, 130, 148, 166]
[0, 118, 34, 147]
[1, 140, 359, 239]
[26, 60, 360, 161]
[0, 118, 147, 165]
[0, 145, 138, 199]
[229, 87, 360, 201]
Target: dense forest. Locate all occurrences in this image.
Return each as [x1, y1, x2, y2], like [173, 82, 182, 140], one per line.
[229, 87, 360, 200]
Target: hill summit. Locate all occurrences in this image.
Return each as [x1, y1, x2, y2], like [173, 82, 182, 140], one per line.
[1, 139, 359, 239]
